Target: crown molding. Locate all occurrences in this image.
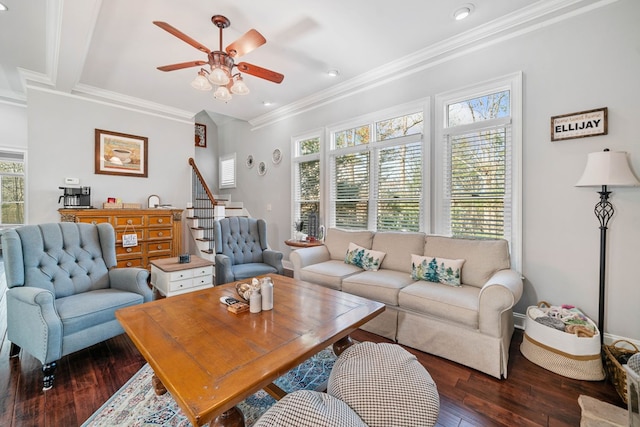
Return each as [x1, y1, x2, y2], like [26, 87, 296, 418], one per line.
[26, 83, 194, 124]
[249, 0, 619, 130]
[73, 83, 196, 122]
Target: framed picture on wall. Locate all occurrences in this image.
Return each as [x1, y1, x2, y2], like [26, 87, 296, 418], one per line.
[195, 123, 207, 147]
[95, 129, 148, 178]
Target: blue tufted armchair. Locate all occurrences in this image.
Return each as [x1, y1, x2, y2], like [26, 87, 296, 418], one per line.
[1, 222, 152, 390]
[213, 217, 283, 285]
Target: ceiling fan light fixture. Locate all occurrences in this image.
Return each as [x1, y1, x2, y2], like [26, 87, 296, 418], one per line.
[213, 85, 232, 102]
[191, 69, 213, 91]
[231, 75, 250, 95]
[453, 3, 474, 20]
[327, 69, 340, 77]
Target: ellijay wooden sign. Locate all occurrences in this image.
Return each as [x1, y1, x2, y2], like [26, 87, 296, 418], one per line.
[551, 107, 607, 141]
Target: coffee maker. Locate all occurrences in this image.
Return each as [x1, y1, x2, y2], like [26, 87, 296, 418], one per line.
[58, 186, 92, 208]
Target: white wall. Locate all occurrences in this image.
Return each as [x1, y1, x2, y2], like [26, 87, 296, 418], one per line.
[193, 111, 219, 190]
[216, 0, 640, 341]
[26, 90, 195, 224]
[0, 103, 28, 150]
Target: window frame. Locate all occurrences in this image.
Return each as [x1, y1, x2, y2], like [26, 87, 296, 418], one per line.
[434, 72, 522, 272]
[219, 153, 236, 189]
[326, 99, 430, 231]
[0, 148, 27, 227]
[291, 130, 323, 236]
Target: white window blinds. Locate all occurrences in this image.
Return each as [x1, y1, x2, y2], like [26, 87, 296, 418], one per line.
[375, 141, 422, 231]
[219, 154, 236, 189]
[332, 151, 370, 229]
[443, 125, 511, 239]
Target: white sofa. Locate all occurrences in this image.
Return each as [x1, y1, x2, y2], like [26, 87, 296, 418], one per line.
[290, 228, 523, 379]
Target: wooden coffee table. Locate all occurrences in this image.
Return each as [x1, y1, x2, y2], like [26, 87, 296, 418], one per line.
[115, 274, 385, 427]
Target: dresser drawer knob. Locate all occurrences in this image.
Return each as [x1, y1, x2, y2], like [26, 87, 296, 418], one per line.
[126, 248, 132, 253]
[127, 219, 133, 225]
[158, 232, 163, 237]
[157, 245, 162, 250]
[91, 221, 97, 225]
[126, 262, 132, 267]
[158, 218, 163, 223]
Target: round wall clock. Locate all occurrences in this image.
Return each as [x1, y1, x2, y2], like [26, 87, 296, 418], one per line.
[246, 154, 254, 168]
[272, 148, 282, 164]
[258, 161, 267, 176]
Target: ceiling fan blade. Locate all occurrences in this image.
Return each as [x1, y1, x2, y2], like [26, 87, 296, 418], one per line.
[153, 21, 211, 54]
[237, 62, 284, 84]
[226, 29, 266, 58]
[157, 60, 208, 72]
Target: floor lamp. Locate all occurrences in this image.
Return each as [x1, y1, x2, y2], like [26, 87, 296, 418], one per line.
[575, 149, 640, 345]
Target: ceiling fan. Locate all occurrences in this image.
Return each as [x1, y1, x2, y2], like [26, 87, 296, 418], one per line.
[153, 15, 284, 101]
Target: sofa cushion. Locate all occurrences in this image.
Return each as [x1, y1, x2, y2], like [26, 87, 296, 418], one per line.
[424, 235, 510, 288]
[232, 263, 279, 280]
[325, 228, 374, 261]
[342, 270, 416, 306]
[254, 390, 367, 427]
[328, 342, 439, 427]
[345, 242, 386, 271]
[399, 281, 480, 329]
[56, 288, 144, 335]
[372, 231, 425, 273]
[300, 260, 363, 291]
[411, 254, 465, 287]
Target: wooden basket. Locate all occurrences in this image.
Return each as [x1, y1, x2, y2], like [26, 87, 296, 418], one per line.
[603, 339, 640, 404]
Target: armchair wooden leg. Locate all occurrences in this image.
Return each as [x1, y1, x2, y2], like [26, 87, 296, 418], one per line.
[42, 362, 57, 391]
[9, 343, 21, 358]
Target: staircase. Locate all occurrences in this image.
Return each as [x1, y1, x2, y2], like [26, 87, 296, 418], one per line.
[187, 158, 249, 262]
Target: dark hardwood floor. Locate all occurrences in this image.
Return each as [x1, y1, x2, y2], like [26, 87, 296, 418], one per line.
[0, 263, 625, 426]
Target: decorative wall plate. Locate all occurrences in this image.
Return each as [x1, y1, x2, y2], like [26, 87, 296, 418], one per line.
[272, 148, 282, 164]
[246, 154, 254, 168]
[258, 161, 267, 176]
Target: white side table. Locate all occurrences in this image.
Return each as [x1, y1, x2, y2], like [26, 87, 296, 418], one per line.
[150, 256, 214, 297]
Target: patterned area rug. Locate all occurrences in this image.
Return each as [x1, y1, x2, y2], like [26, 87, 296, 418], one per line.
[82, 348, 336, 427]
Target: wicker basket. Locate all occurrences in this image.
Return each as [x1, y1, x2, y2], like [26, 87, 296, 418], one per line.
[603, 339, 639, 404]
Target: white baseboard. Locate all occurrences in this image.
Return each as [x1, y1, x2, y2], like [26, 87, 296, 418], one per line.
[514, 311, 640, 348]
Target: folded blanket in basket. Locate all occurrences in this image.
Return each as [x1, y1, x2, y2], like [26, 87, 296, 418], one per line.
[531, 304, 595, 337]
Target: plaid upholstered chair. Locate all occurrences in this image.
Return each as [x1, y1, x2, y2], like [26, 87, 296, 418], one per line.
[213, 217, 283, 285]
[2, 222, 151, 390]
[255, 342, 440, 426]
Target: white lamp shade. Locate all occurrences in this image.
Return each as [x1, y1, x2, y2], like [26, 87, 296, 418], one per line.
[191, 74, 212, 91]
[208, 67, 230, 85]
[213, 85, 232, 102]
[231, 77, 250, 95]
[576, 150, 640, 187]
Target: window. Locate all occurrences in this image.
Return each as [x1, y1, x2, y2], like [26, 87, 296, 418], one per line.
[0, 150, 25, 225]
[289, 75, 521, 269]
[435, 73, 522, 270]
[292, 134, 321, 234]
[329, 105, 425, 231]
[219, 153, 236, 189]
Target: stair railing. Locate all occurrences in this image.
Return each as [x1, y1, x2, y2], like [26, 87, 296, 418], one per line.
[188, 157, 217, 254]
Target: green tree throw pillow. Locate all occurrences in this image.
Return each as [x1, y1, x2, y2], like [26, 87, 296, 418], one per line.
[345, 242, 386, 271]
[411, 254, 465, 287]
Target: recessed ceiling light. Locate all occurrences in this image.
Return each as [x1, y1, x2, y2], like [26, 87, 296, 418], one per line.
[453, 3, 474, 21]
[327, 69, 340, 77]
[0, 3, 8, 11]
[263, 101, 272, 107]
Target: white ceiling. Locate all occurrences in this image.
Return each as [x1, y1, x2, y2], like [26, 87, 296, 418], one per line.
[0, 0, 605, 125]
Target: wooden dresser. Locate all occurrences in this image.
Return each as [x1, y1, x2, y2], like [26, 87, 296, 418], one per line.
[59, 208, 183, 269]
